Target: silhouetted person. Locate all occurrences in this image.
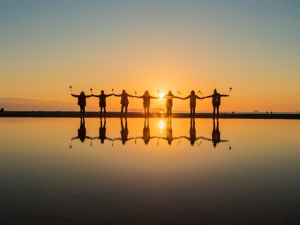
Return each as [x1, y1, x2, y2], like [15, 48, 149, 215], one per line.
[114, 118, 134, 145]
[181, 90, 204, 118]
[159, 118, 181, 145]
[92, 90, 114, 117]
[204, 89, 229, 119]
[135, 118, 157, 145]
[114, 90, 135, 117]
[181, 118, 202, 146]
[92, 118, 113, 144]
[71, 118, 92, 143]
[136, 91, 158, 116]
[71, 91, 92, 118]
[164, 91, 180, 116]
[0, 108, 4, 112]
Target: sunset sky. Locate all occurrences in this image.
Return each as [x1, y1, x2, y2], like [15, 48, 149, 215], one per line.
[1, 1, 299, 112]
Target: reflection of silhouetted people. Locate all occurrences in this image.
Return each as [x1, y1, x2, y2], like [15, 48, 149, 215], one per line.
[92, 118, 113, 144]
[71, 91, 92, 117]
[114, 118, 134, 145]
[114, 90, 135, 117]
[181, 90, 204, 117]
[71, 118, 92, 143]
[136, 91, 158, 116]
[92, 90, 114, 117]
[136, 118, 157, 145]
[200, 119, 229, 148]
[164, 91, 180, 116]
[182, 118, 202, 146]
[159, 118, 181, 145]
[204, 89, 229, 119]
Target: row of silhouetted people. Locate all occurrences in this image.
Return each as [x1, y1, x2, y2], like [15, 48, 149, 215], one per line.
[70, 117, 230, 149]
[71, 89, 230, 118]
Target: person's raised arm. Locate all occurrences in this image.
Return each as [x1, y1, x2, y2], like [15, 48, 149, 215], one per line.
[85, 95, 92, 98]
[106, 94, 114, 97]
[136, 95, 144, 99]
[127, 94, 135, 98]
[71, 94, 79, 97]
[71, 137, 79, 140]
[173, 95, 181, 99]
[196, 95, 204, 100]
[114, 93, 122, 97]
[150, 96, 158, 99]
[220, 94, 229, 97]
[181, 95, 190, 100]
[92, 137, 100, 140]
[92, 94, 100, 97]
[202, 95, 213, 99]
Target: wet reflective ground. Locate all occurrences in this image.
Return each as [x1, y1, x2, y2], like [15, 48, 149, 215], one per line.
[0, 118, 300, 224]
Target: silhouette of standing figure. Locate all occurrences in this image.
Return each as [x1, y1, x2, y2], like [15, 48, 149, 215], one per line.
[136, 118, 157, 145]
[71, 91, 92, 118]
[114, 90, 135, 117]
[92, 90, 114, 117]
[92, 118, 113, 144]
[204, 89, 229, 119]
[136, 91, 158, 116]
[159, 118, 181, 145]
[114, 118, 134, 145]
[164, 91, 180, 116]
[181, 90, 204, 118]
[71, 118, 92, 143]
[181, 118, 202, 146]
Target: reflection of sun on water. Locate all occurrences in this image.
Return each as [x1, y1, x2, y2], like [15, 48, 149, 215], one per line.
[159, 93, 164, 99]
[158, 120, 165, 133]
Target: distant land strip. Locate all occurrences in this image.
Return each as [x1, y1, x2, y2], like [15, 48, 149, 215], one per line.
[0, 111, 300, 119]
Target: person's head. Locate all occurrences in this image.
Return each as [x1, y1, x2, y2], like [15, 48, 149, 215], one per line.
[101, 90, 104, 94]
[168, 90, 172, 94]
[145, 90, 149, 96]
[144, 140, 149, 145]
[122, 90, 125, 93]
[80, 91, 85, 96]
[101, 139, 104, 144]
[122, 141, 125, 145]
[213, 141, 217, 148]
[214, 89, 217, 94]
[191, 90, 195, 95]
[190, 140, 195, 146]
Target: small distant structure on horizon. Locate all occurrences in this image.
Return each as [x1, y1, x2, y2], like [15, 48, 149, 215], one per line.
[253, 110, 259, 113]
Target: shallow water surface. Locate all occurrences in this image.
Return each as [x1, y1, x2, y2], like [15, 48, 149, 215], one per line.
[0, 118, 300, 224]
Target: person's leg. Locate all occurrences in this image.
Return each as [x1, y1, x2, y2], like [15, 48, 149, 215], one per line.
[146, 107, 149, 116]
[121, 105, 124, 116]
[100, 107, 103, 117]
[144, 107, 146, 116]
[103, 107, 106, 117]
[213, 105, 216, 119]
[125, 105, 128, 116]
[192, 106, 195, 118]
[190, 106, 193, 118]
[216, 106, 220, 118]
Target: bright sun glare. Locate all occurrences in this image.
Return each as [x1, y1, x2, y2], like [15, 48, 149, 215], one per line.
[159, 93, 164, 99]
[158, 120, 165, 130]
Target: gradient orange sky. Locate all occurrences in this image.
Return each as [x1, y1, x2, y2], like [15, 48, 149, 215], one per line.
[1, 1, 299, 112]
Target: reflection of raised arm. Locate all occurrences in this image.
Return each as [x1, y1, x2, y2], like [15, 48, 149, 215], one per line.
[136, 136, 158, 140]
[71, 136, 79, 140]
[85, 136, 92, 139]
[113, 137, 135, 142]
[92, 137, 113, 141]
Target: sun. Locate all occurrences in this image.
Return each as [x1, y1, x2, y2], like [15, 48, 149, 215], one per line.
[159, 93, 164, 99]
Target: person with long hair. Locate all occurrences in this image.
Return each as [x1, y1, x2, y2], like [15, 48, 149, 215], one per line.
[71, 91, 92, 118]
[136, 91, 158, 116]
[164, 90, 181, 116]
